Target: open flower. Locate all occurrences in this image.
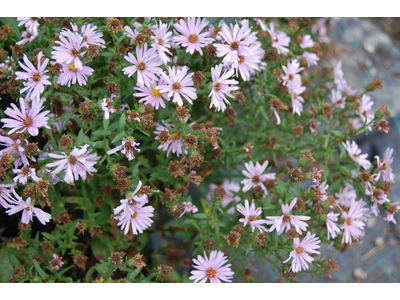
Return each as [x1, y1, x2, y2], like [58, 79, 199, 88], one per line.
[6, 190, 51, 225]
[237, 199, 268, 232]
[282, 59, 304, 88]
[13, 166, 40, 184]
[341, 199, 366, 244]
[151, 21, 173, 64]
[0, 183, 16, 209]
[384, 203, 399, 224]
[57, 61, 94, 87]
[81, 23, 105, 47]
[266, 197, 310, 235]
[342, 140, 371, 170]
[0, 136, 32, 168]
[107, 137, 141, 161]
[122, 44, 162, 88]
[15, 52, 50, 99]
[133, 77, 169, 110]
[302, 51, 319, 66]
[46, 144, 100, 184]
[300, 35, 315, 49]
[179, 202, 198, 218]
[154, 120, 188, 157]
[173, 17, 214, 55]
[209, 64, 239, 112]
[1, 97, 50, 136]
[189, 251, 234, 283]
[114, 201, 154, 235]
[157, 66, 197, 106]
[374, 147, 395, 183]
[264, 22, 290, 55]
[17, 17, 40, 35]
[208, 180, 241, 213]
[241, 160, 276, 194]
[326, 211, 341, 240]
[283, 231, 321, 273]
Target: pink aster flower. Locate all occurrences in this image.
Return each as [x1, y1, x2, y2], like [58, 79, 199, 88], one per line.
[282, 59, 304, 88]
[17, 17, 40, 35]
[214, 22, 252, 68]
[289, 78, 306, 116]
[15, 52, 50, 99]
[357, 94, 374, 129]
[6, 190, 51, 225]
[341, 199, 366, 244]
[46, 144, 100, 184]
[209, 64, 239, 112]
[101, 96, 117, 120]
[237, 199, 268, 233]
[0, 183, 16, 209]
[330, 89, 346, 109]
[123, 23, 142, 45]
[300, 35, 315, 49]
[157, 66, 197, 106]
[122, 44, 162, 88]
[189, 251, 234, 283]
[302, 51, 319, 67]
[374, 148, 395, 183]
[384, 202, 399, 224]
[154, 120, 187, 157]
[283, 231, 321, 273]
[342, 140, 371, 170]
[113, 181, 149, 217]
[81, 23, 105, 47]
[266, 197, 311, 235]
[179, 202, 199, 218]
[208, 180, 241, 213]
[333, 61, 344, 86]
[326, 211, 341, 240]
[16, 29, 38, 45]
[1, 97, 50, 136]
[0, 136, 32, 168]
[13, 166, 40, 184]
[369, 189, 390, 216]
[151, 21, 173, 64]
[107, 137, 141, 161]
[57, 61, 93, 87]
[335, 183, 357, 207]
[114, 201, 154, 235]
[234, 48, 262, 82]
[173, 17, 214, 55]
[265, 22, 290, 55]
[51, 29, 87, 71]
[133, 77, 169, 110]
[339, 79, 357, 96]
[241, 160, 276, 194]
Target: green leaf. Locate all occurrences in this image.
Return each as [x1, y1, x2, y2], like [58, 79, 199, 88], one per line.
[103, 117, 109, 130]
[33, 259, 48, 279]
[111, 131, 126, 144]
[193, 213, 209, 220]
[77, 129, 84, 146]
[118, 113, 127, 132]
[0, 249, 14, 282]
[93, 129, 113, 136]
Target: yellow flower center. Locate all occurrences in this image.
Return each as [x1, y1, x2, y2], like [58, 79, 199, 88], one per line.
[206, 267, 217, 278]
[151, 87, 162, 98]
[68, 62, 77, 72]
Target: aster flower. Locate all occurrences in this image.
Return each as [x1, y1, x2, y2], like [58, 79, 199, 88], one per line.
[369, 189, 390, 216]
[342, 140, 371, 170]
[6, 190, 51, 225]
[133, 77, 169, 110]
[1, 97, 50, 136]
[339, 79, 357, 97]
[173, 17, 214, 56]
[46, 144, 100, 184]
[15, 52, 50, 99]
[16, 29, 38, 45]
[282, 59, 304, 88]
[189, 251, 234, 283]
[123, 44, 162, 88]
[333, 61, 344, 86]
[107, 137, 141, 161]
[113, 181, 149, 217]
[341, 199, 367, 244]
[101, 97, 117, 120]
[209, 64, 239, 112]
[51, 29, 87, 71]
[289, 78, 306, 116]
[114, 201, 154, 235]
[384, 203, 399, 224]
[302, 51, 319, 67]
[265, 22, 290, 55]
[17, 17, 40, 35]
[234, 48, 262, 82]
[300, 35, 315, 49]
[81, 23, 105, 47]
[214, 22, 252, 68]
[374, 148, 395, 183]
[154, 120, 187, 157]
[208, 180, 241, 214]
[266, 197, 310, 235]
[335, 183, 357, 207]
[123, 25, 140, 45]
[330, 89, 346, 109]
[241, 160, 276, 194]
[237, 199, 268, 233]
[57, 61, 93, 87]
[0, 183, 16, 209]
[357, 94, 374, 130]
[283, 231, 321, 273]
[13, 166, 40, 184]
[151, 21, 173, 64]
[157, 66, 197, 107]
[0, 136, 32, 167]
[326, 211, 341, 240]
[179, 202, 199, 218]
